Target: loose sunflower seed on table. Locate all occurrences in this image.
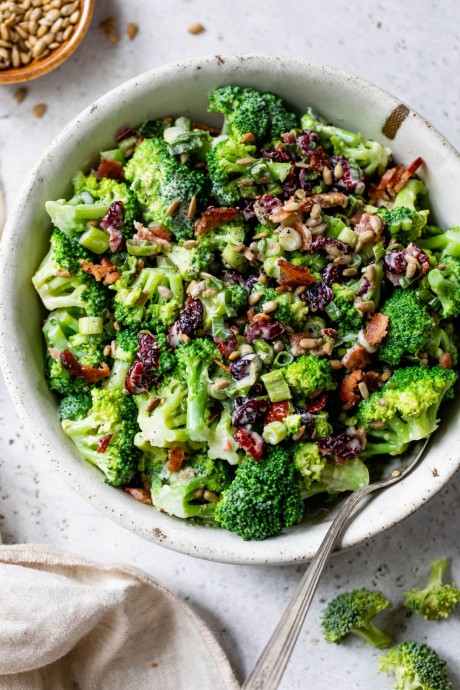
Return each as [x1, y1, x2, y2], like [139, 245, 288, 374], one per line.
[0, 0, 80, 71]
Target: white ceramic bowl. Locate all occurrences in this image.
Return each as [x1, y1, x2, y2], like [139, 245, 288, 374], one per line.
[1, 55, 459, 565]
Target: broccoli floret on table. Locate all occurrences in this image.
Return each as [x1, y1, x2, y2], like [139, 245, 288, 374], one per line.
[124, 137, 210, 241]
[215, 445, 303, 541]
[404, 558, 460, 620]
[61, 388, 140, 486]
[378, 641, 453, 690]
[208, 85, 299, 143]
[359, 365, 456, 456]
[283, 355, 337, 400]
[322, 588, 392, 648]
[300, 108, 390, 175]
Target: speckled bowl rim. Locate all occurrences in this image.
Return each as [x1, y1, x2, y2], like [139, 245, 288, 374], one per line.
[0, 54, 459, 565]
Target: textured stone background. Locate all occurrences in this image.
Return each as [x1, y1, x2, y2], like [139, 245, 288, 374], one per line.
[0, 1, 459, 687]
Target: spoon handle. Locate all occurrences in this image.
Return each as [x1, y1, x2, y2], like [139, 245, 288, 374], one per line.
[242, 486, 369, 690]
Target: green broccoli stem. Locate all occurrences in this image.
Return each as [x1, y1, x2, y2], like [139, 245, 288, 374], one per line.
[181, 359, 212, 442]
[352, 621, 392, 649]
[427, 558, 448, 590]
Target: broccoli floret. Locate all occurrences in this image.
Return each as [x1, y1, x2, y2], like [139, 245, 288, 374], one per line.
[208, 85, 299, 143]
[175, 339, 221, 442]
[58, 392, 93, 421]
[46, 357, 91, 396]
[215, 445, 303, 541]
[314, 411, 333, 438]
[199, 279, 249, 335]
[124, 137, 210, 241]
[32, 230, 108, 316]
[163, 116, 212, 159]
[293, 442, 327, 489]
[379, 641, 453, 690]
[72, 173, 139, 237]
[305, 457, 370, 498]
[111, 266, 184, 329]
[251, 282, 309, 330]
[135, 376, 188, 448]
[327, 283, 364, 336]
[283, 355, 337, 400]
[359, 365, 456, 455]
[378, 289, 435, 366]
[419, 226, 460, 259]
[166, 243, 215, 280]
[206, 137, 291, 205]
[104, 327, 139, 390]
[322, 589, 392, 648]
[427, 257, 460, 318]
[148, 452, 232, 519]
[378, 179, 428, 245]
[196, 220, 248, 274]
[137, 118, 171, 139]
[300, 108, 390, 175]
[404, 558, 460, 620]
[45, 199, 110, 236]
[61, 388, 140, 486]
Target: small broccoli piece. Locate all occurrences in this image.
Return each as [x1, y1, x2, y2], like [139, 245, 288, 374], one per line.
[61, 388, 140, 486]
[43, 309, 108, 371]
[378, 179, 428, 245]
[137, 118, 171, 139]
[251, 282, 309, 330]
[327, 283, 364, 336]
[58, 392, 93, 421]
[305, 457, 370, 498]
[166, 243, 215, 280]
[208, 85, 299, 143]
[215, 445, 303, 541]
[111, 266, 184, 329]
[124, 137, 210, 241]
[322, 589, 392, 648]
[283, 355, 337, 400]
[359, 365, 456, 455]
[105, 327, 139, 390]
[135, 376, 188, 448]
[32, 229, 108, 316]
[427, 256, 460, 318]
[72, 173, 139, 237]
[199, 278, 249, 335]
[314, 411, 333, 438]
[148, 452, 232, 519]
[378, 641, 453, 690]
[404, 558, 460, 620]
[206, 137, 291, 205]
[293, 442, 327, 490]
[300, 108, 390, 175]
[46, 357, 91, 396]
[378, 289, 435, 366]
[45, 199, 110, 235]
[175, 339, 221, 442]
[207, 407, 240, 464]
[419, 226, 460, 259]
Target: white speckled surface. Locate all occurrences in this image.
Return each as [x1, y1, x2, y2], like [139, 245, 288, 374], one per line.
[0, 1, 460, 687]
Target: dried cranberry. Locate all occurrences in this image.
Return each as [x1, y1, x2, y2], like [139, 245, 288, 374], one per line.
[384, 249, 407, 276]
[100, 201, 124, 252]
[294, 408, 316, 437]
[221, 270, 247, 287]
[167, 322, 181, 349]
[260, 148, 293, 163]
[234, 428, 265, 460]
[240, 199, 256, 222]
[297, 130, 329, 172]
[230, 353, 257, 380]
[245, 274, 259, 292]
[281, 166, 298, 198]
[322, 263, 343, 286]
[356, 277, 372, 297]
[97, 434, 113, 453]
[116, 125, 136, 143]
[384, 246, 430, 286]
[125, 361, 146, 395]
[300, 282, 333, 312]
[309, 237, 352, 255]
[235, 383, 265, 407]
[177, 299, 203, 338]
[318, 433, 363, 464]
[232, 398, 271, 428]
[214, 335, 237, 358]
[253, 195, 283, 224]
[305, 393, 328, 413]
[125, 332, 163, 395]
[330, 155, 364, 194]
[298, 168, 313, 193]
[245, 320, 286, 343]
[265, 401, 290, 424]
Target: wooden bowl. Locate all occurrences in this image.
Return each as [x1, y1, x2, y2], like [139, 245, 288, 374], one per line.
[0, 0, 94, 84]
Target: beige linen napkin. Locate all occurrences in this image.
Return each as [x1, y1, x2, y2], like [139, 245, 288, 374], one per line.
[0, 544, 240, 690]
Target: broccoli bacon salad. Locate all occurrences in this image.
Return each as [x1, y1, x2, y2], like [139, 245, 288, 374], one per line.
[33, 85, 459, 542]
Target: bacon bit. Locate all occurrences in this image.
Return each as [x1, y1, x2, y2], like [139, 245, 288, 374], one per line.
[354, 213, 383, 241]
[349, 210, 364, 227]
[213, 335, 237, 359]
[94, 157, 124, 181]
[268, 206, 301, 224]
[192, 121, 221, 135]
[370, 157, 423, 202]
[60, 349, 110, 383]
[124, 487, 152, 505]
[341, 344, 371, 371]
[277, 259, 316, 288]
[439, 352, 453, 369]
[393, 157, 424, 193]
[305, 393, 328, 413]
[80, 258, 119, 286]
[194, 207, 239, 235]
[146, 397, 162, 414]
[292, 220, 312, 250]
[299, 192, 349, 213]
[290, 332, 312, 357]
[134, 222, 172, 243]
[97, 434, 113, 453]
[167, 446, 185, 473]
[322, 328, 338, 340]
[48, 347, 60, 361]
[364, 313, 389, 346]
[265, 401, 290, 424]
[340, 370, 364, 410]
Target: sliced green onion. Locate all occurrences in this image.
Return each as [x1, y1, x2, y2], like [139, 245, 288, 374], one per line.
[79, 227, 110, 254]
[100, 148, 124, 163]
[253, 339, 274, 365]
[126, 239, 162, 256]
[263, 421, 288, 445]
[261, 370, 291, 402]
[373, 242, 385, 263]
[325, 302, 342, 320]
[273, 351, 294, 368]
[118, 136, 138, 154]
[78, 317, 103, 335]
[338, 226, 358, 248]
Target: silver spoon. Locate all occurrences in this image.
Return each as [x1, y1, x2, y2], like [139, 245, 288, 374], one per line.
[242, 437, 431, 690]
